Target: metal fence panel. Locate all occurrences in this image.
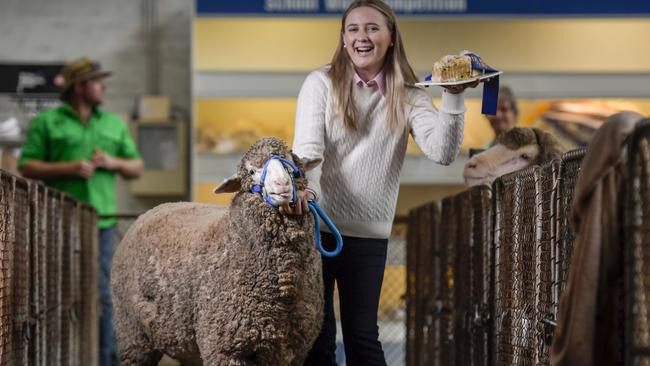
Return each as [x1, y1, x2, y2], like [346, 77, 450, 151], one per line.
[61, 195, 81, 366]
[407, 205, 437, 365]
[13, 178, 30, 366]
[555, 149, 587, 307]
[406, 208, 418, 366]
[450, 193, 471, 366]
[404, 148, 590, 366]
[625, 123, 650, 366]
[31, 183, 48, 366]
[0, 171, 100, 366]
[494, 167, 541, 366]
[0, 173, 32, 366]
[79, 204, 99, 366]
[407, 186, 492, 366]
[535, 161, 560, 365]
[469, 186, 493, 366]
[444, 186, 493, 366]
[437, 198, 456, 366]
[45, 190, 63, 365]
[422, 203, 439, 366]
[0, 174, 15, 365]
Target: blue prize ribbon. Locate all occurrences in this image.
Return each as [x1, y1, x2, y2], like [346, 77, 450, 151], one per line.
[465, 53, 500, 116]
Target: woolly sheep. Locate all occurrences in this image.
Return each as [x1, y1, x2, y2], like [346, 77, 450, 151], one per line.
[463, 127, 564, 186]
[111, 137, 324, 365]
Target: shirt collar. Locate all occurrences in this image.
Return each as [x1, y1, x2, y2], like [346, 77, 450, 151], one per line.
[61, 102, 103, 121]
[353, 69, 386, 96]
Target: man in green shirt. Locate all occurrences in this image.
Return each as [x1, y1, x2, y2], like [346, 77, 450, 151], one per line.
[19, 57, 143, 366]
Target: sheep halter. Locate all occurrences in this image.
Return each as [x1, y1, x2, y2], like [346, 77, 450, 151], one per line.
[251, 154, 300, 208]
[252, 155, 343, 257]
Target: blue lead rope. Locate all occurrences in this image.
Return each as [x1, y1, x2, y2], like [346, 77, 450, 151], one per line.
[308, 201, 343, 257]
[250, 154, 343, 257]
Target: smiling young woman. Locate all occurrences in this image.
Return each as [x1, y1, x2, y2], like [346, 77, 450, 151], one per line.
[288, 1, 478, 364]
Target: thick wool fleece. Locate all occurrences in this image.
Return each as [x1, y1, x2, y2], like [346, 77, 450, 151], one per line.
[111, 139, 323, 366]
[496, 127, 563, 164]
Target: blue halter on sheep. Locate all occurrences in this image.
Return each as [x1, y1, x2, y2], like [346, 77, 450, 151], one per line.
[250, 154, 343, 257]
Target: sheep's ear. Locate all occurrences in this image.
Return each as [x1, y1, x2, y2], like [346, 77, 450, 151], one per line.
[213, 174, 241, 194]
[532, 128, 563, 162]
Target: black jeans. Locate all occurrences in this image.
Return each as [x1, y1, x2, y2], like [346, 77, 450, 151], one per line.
[305, 233, 388, 366]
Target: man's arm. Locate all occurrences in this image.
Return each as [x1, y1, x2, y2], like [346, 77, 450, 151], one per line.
[91, 149, 143, 179]
[20, 160, 96, 180]
[114, 157, 143, 179]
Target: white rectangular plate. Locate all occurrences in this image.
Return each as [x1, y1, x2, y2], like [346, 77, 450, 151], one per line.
[415, 71, 503, 86]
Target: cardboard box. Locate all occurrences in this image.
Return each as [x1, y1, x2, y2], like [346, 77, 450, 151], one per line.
[129, 120, 187, 197]
[136, 95, 170, 122]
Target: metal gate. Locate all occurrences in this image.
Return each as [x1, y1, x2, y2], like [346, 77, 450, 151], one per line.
[0, 172, 98, 365]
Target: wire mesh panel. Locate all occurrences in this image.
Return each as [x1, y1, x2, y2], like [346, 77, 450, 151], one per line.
[0, 174, 100, 366]
[469, 186, 493, 366]
[61, 195, 81, 366]
[407, 203, 442, 366]
[446, 192, 472, 366]
[71, 203, 82, 366]
[406, 207, 418, 366]
[0, 173, 15, 365]
[78, 204, 98, 366]
[12, 177, 30, 366]
[45, 189, 63, 365]
[440, 186, 491, 366]
[435, 198, 456, 366]
[555, 149, 587, 307]
[421, 203, 440, 366]
[30, 183, 48, 366]
[494, 167, 541, 366]
[407, 204, 428, 366]
[416, 204, 431, 365]
[535, 161, 560, 366]
[624, 123, 650, 366]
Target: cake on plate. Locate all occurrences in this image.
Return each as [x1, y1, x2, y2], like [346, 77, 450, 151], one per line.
[432, 51, 487, 83]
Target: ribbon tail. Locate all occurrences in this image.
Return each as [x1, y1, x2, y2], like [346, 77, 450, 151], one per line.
[482, 75, 500, 116]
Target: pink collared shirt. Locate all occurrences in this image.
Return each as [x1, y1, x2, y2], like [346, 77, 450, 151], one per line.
[353, 69, 386, 96]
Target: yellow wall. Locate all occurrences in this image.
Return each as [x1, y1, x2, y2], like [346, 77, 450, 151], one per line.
[194, 97, 497, 155]
[195, 18, 650, 72]
[195, 183, 233, 205]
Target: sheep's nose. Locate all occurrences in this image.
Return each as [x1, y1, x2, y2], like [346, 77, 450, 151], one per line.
[274, 176, 290, 187]
[465, 161, 477, 170]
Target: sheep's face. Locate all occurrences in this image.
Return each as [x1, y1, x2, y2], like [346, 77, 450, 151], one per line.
[244, 158, 296, 206]
[463, 143, 540, 187]
[463, 127, 562, 187]
[213, 137, 322, 207]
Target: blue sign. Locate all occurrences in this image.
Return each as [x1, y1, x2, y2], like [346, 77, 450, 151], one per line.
[197, 0, 650, 16]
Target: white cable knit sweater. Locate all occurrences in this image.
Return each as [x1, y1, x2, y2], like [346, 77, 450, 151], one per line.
[293, 67, 466, 239]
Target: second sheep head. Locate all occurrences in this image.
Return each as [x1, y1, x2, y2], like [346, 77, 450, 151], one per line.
[463, 127, 564, 187]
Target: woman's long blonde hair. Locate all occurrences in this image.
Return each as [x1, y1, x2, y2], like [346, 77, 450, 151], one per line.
[329, 0, 418, 131]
